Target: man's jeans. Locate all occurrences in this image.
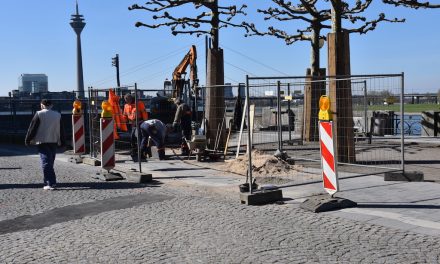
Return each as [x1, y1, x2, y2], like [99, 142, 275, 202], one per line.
[38, 143, 57, 186]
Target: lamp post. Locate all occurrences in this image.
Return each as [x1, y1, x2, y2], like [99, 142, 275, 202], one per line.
[70, 1, 86, 99]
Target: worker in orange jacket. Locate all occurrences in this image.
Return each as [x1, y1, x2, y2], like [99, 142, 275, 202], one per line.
[123, 93, 148, 156]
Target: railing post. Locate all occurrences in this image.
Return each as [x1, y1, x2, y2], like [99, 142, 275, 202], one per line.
[400, 73, 405, 174]
[277, 81, 282, 151]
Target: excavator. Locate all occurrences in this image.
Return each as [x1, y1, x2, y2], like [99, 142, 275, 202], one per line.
[164, 45, 198, 100]
[150, 45, 199, 124]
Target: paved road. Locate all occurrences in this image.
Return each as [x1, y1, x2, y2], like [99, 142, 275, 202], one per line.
[1, 145, 440, 263]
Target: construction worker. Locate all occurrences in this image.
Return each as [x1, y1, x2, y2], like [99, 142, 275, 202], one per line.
[123, 93, 148, 156]
[173, 98, 192, 155]
[139, 119, 166, 160]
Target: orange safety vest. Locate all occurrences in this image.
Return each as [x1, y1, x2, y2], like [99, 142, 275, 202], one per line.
[124, 101, 148, 123]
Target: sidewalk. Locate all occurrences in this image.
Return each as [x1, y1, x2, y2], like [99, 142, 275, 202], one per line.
[5, 141, 439, 237]
[69, 149, 440, 237]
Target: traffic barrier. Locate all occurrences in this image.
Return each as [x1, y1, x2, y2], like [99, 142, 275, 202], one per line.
[100, 101, 115, 171]
[300, 95, 356, 213]
[318, 95, 339, 195]
[100, 117, 115, 171]
[319, 120, 339, 195]
[69, 100, 85, 164]
[72, 114, 85, 154]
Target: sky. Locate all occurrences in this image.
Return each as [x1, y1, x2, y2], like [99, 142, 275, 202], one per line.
[0, 0, 439, 96]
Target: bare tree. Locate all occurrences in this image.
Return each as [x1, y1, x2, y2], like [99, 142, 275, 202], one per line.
[129, 0, 247, 50]
[243, 0, 403, 76]
[382, 0, 440, 8]
[129, 0, 247, 149]
[243, 0, 403, 142]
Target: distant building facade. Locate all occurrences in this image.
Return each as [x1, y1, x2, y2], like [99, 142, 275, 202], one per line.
[18, 74, 48, 94]
[224, 83, 233, 99]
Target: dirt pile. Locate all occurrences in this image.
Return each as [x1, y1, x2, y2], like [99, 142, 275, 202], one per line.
[220, 150, 303, 177]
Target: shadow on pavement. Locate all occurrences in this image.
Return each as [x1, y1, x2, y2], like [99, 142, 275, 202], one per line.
[358, 203, 440, 210]
[0, 181, 163, 190]
[153, 168, 208, 172]
[154, 175, 205, 179]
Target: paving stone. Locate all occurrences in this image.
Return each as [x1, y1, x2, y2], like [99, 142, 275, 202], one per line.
[1, 146, 440, 263]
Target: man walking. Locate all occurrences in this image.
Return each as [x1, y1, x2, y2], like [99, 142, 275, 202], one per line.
[25, 99, 65, 190]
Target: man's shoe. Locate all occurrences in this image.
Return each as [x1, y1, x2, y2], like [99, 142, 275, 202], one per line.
[43, 185, 54, 190]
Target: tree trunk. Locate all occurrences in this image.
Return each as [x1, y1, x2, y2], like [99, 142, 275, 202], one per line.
[327, 31, 355, 163]
[303, 27, 325, 142]
[331, 0, 342, 33]
[210, 1, 220, 50]
[205, 48, 225, 149]
[304, 68, 326, 142]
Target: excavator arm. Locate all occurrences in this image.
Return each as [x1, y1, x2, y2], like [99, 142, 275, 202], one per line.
[172, 45, 198, 99]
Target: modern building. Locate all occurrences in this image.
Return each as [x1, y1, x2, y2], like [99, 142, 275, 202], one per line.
[18, 74, 48, 94]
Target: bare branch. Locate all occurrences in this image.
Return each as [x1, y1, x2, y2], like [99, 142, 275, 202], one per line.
[382, 0, 440, 8]
[344, 13, 406, 34]
[129, 0, 247, 43]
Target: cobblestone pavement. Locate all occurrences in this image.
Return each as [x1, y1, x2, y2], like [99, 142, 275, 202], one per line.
[1, 146, 440, 263]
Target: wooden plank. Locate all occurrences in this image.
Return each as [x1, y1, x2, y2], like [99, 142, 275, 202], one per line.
[235, 97, 248, 158]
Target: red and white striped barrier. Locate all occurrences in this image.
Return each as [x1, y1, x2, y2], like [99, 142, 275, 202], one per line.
[100, 118, 115, 171]
[72, 114, 85, 154]
[319, 121, 339, 195]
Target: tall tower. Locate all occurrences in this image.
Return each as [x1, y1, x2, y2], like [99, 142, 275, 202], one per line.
[70, 1, 86, 99]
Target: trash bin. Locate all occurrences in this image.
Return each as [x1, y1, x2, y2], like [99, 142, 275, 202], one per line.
[371, 111, 390, 136]
[371, 116, 386, 136]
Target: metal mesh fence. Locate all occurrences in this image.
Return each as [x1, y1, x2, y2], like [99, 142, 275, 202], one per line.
[87, 85, 186, 171]
[88, 86, 140, 160]
[230, 74, 406, 184]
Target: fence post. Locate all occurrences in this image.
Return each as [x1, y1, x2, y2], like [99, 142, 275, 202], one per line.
[88, 88, 93, 158]
[246, 75, 253, 194]
[134, 83, 142, 173]
[277, 81, 282, 151]
[287, 83, 292, 142]
[363, 80, 368, 135]
[400, 73, 405, 174]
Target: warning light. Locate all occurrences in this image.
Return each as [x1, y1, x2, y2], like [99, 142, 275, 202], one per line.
[72, 100, 82, 115]
[318, 95, 331, 121]
[101, 101, 113, 118]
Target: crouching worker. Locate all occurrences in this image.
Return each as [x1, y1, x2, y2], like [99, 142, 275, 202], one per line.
[139, 119, 166, 160]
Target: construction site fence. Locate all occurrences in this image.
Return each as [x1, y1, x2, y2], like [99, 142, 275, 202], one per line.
[87, 85, 187, 173]
[87, 85, 140, 167]
[194, 74, 413, 185]
[244, 74, 406, 180]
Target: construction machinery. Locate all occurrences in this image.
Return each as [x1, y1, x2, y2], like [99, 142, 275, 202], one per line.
[170, 44, 198, 100]
[147, 45, 201, 149]
[151, 45, 199, 122]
